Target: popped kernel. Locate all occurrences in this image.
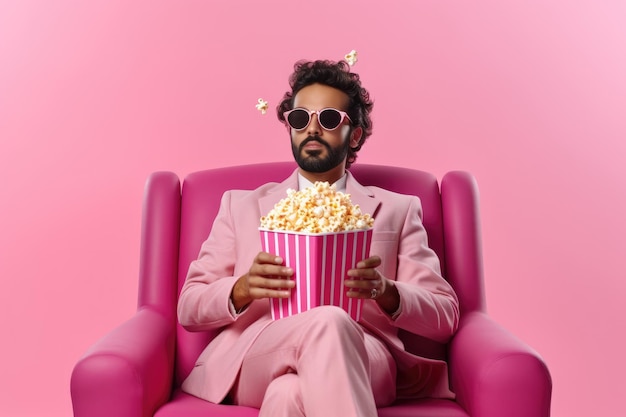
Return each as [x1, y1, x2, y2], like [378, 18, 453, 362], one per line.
[344, 49, 358, 66]
[260, 181, 374, 233]
[255, 98, 269, 114]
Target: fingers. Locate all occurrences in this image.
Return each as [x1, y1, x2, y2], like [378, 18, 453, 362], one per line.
[355, 255, 382, 269]
[243, 254, 385, 302]
[344, 274, 384, 299]
[250, 252, 293, 276]
[345, 256, 385, 299]
[248, 277, 293, 299]
[247, 252, 294, 300]
[254, 251, 285, 265]
[346, 255, 382, 281]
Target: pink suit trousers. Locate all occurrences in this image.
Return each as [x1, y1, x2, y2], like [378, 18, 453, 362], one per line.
[231, 307, 397, 417]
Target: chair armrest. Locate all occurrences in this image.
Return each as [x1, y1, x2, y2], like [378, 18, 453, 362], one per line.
[449, 312, 552, 417]
[71, 308, 176, 417]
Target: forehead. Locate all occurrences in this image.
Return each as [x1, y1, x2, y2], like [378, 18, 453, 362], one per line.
[293, 83, 350, 111]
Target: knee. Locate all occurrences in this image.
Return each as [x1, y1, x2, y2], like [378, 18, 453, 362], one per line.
[260, 374, 304, 417]
[303, 306, 365, 343]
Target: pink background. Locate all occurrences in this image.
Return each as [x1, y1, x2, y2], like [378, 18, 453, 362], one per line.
[1, 1, 625, 416]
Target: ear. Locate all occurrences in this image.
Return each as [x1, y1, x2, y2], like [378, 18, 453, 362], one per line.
[350, 127, 363, 148]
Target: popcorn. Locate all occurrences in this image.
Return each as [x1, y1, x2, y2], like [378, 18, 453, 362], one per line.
[260, 181, 374, 233]
[255, 98, 269, 114]
[344, 50, 358, 66]
[259, 181, 373, 321]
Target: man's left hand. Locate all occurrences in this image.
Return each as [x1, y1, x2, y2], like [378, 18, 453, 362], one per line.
[345, 255, 400, 314]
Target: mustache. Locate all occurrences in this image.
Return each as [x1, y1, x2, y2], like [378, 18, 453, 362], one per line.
[299, 135, 331, 151]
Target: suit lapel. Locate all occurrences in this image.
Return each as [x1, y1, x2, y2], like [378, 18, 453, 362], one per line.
[258, 169, 300, 217]
[345, 171, 382, 219]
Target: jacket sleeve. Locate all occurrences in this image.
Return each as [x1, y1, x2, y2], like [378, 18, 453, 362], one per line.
[177, 191, 241, 331]
[388, 196, 460, 343]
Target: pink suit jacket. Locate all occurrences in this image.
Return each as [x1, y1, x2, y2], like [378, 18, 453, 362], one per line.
[177, 169, 460, 404]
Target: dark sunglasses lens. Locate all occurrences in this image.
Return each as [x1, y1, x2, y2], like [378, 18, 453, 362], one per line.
[287, 109, 310, 130]
[319, 109, 342, 130]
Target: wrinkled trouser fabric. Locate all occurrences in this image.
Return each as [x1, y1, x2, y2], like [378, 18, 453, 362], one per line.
[231, 307, 397, 417]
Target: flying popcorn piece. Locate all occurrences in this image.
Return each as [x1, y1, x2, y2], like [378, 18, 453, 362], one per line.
[255, 98, 269, 114]
[344, 50, 358, 66]
[260, 181, 374, 233]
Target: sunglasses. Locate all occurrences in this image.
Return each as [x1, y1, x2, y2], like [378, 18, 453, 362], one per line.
[283, 108, 352, 131]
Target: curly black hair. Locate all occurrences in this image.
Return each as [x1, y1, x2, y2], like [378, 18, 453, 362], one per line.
[277, 60, 373, 168]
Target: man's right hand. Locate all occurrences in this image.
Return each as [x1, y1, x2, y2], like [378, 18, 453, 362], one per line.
[231, 252, 295, 312]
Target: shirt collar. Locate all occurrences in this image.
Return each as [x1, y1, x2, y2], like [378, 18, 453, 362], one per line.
[297, 172, 347, 193]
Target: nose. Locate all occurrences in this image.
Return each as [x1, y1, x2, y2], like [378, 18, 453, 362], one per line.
[307, 113, 322, 135]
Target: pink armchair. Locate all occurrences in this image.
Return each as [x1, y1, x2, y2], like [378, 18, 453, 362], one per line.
[71, 162, 552, 417]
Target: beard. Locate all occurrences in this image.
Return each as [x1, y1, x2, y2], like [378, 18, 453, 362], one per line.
[292, 135, 350, 173]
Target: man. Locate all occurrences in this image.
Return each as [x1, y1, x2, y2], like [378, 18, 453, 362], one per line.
[177, 60, 459, 417]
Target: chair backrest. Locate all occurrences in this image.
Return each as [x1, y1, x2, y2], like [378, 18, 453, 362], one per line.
[171, 162, 478, 386]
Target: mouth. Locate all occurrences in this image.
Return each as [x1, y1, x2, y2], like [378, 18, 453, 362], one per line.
[300, 136, 329, 151]
[296, 136, 330, 159]
[303, 142, 324, 151]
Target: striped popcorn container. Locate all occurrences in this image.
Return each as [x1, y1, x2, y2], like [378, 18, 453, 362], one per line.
[259, 228, 373, 321]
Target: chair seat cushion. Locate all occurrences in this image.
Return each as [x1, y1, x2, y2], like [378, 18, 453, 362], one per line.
[155, 390, 469, 417]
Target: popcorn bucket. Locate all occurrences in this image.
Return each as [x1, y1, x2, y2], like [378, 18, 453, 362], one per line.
[259, 228, 373, 321]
